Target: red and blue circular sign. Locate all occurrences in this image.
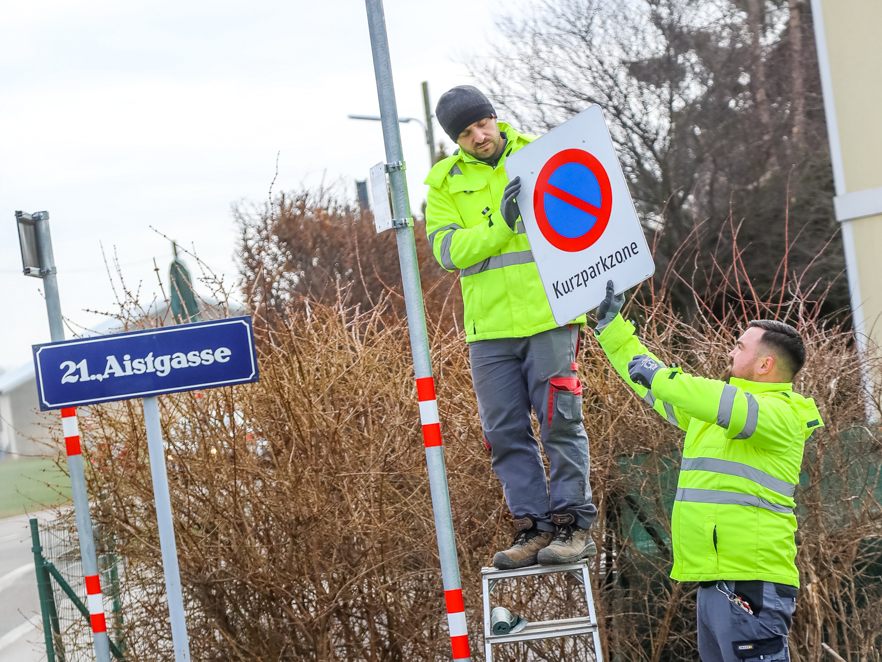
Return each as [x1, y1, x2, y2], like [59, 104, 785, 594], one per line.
[533, 149, 612, 252]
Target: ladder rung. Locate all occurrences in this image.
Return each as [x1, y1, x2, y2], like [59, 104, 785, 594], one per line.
[480, 562, 589, 580]
[486, 616, 598, 644]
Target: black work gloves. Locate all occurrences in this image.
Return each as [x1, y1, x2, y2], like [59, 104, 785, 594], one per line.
[628, 355, 665, 389]
[595, 280, 625, 332]
[501, 176, 521, 231]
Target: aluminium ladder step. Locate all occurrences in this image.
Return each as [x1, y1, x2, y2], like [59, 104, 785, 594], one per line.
[486, 615, 599, 645]
[481, 561, 604, 661]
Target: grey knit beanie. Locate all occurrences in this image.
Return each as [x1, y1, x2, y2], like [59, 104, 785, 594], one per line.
[435, 85, 496, 141]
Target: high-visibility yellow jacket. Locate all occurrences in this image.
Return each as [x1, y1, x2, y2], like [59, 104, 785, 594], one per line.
[424, 122, 585, 342]
[597, 314, 824, 586]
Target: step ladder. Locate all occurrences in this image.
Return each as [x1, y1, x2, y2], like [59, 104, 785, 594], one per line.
[480, 561, 603, 661]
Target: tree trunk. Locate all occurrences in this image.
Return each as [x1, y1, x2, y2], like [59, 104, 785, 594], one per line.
[745, 0, 777, 172]
[789, 0, 807, 156]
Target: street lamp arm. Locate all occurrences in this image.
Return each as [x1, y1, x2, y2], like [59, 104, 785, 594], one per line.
[348, 114, 434, 165]
[348, 113, 425, 130]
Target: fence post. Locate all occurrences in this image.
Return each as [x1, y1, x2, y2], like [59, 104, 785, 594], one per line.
[98, 525, 127, 655]
[108, 555, 125, 656]
[30, 518, 59, 662]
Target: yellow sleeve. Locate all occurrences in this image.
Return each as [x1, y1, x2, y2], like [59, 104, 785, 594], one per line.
[594, 315, 692, 430]
[424, 186, 515, 272]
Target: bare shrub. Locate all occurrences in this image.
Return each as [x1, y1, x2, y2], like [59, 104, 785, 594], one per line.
[74, 296, 496, 660]
[50, 223, 881, 660]
[235, 188, 463, 333]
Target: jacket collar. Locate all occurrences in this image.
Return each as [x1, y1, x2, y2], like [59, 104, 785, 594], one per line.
[728, 377, 792, 394]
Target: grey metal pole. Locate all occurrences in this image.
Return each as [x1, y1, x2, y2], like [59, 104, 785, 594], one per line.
[31, 214, 112, 662]
[422, 80, 437, 164]
[34, 217, 65, 341]
[364, 2, 471, 660]
[143, 396, 191, 661]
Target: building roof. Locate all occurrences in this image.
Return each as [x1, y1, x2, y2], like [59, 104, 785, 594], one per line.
[0, 361, 36, 394]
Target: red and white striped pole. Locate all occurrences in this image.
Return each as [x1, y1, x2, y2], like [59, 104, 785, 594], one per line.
[415, 377, 442, 448]
[416, 377, 470, 659]
[363, 3, 473, 658]
[61, 406, 111, 659]
[84, 573, 108, 635]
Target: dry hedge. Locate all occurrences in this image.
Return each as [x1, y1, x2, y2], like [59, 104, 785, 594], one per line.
[64, 275, 882, 661]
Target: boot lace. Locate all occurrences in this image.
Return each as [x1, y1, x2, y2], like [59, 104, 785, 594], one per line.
[551, 524, 575, 545]
[512, 528, 541, 546]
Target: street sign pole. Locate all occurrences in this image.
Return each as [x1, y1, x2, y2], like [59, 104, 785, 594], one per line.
[15, 211, 111, 662]
[143, 396, 190, 661]
[363, 2, 471, 660]
[32, 317, 257, 661]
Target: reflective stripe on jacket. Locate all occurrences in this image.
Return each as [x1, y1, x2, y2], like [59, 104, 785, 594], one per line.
[596, 314, 824, 586]
[424, 122, 585, 342]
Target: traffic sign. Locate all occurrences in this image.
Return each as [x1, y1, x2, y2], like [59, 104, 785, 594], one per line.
[533, 148, 612, 252]
[33, 316, 258, 410]
[506, 105, 655, 325]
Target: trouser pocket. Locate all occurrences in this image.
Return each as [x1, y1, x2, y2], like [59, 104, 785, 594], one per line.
[547, 376, 583, 427]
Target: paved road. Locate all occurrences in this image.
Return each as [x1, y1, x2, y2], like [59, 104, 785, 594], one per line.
[0, 511, 56, 661]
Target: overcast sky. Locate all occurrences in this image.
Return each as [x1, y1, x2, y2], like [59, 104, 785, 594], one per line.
[0, 0, 504, 370]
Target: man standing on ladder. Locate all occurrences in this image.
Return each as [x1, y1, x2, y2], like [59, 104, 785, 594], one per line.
[594, 280, 823, 661]
[424, 85, 597, 570]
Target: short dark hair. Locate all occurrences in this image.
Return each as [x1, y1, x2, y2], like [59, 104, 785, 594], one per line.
[747, 319, 806, 378]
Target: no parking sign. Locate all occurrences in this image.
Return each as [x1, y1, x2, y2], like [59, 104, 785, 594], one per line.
[506, 105, 655, 325]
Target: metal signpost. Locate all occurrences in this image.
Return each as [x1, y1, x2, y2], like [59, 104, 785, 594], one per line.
[15, 210, 112, 662]
[506, 105, 656, 324]
[32, 317, 259, 661]
[363, 1, 472, 659]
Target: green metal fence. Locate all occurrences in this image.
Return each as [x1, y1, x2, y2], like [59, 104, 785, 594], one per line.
[30, 513, 126, 661]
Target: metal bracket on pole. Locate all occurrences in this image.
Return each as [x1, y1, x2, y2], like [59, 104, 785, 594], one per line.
[369, 161, 413, 232]
[15, 210, 49, 278]
[383, 161, 414, 227]
[391, 215, 413, 229]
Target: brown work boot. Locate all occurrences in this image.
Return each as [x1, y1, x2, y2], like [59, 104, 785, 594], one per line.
[492, 517, 553, 570]
[537, 512, 597, 565]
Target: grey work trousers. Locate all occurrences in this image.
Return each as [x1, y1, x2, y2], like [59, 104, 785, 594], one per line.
[468, 325, 597, 531]
[697, 581, 797, 661]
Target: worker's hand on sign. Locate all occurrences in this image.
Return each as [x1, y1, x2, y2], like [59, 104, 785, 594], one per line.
[595, 280, 625, 331]
[501, 176, 521, 230]
[628, 355, 665, 389]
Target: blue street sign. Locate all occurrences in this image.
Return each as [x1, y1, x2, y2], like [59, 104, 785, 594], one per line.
[33, 317, 259, 410]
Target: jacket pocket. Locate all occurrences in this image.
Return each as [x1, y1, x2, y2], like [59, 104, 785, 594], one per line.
[449, 178, 492, 225]
[705, 518, 719, 569]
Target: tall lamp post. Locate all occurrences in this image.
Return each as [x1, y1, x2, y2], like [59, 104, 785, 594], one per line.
[349, 113, 437, 165]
